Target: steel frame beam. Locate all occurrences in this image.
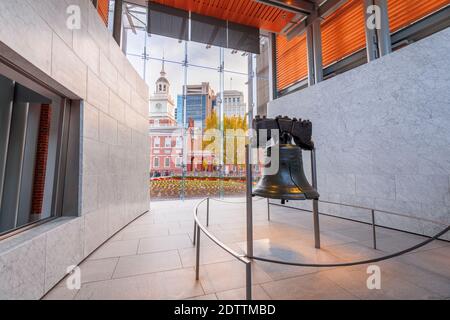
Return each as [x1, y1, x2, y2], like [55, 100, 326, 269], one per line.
[306, 25, 315, 86]
[375, 0, 392, 56]
[256, 0, 315, 15]
[268, 33, 277, 101]
[113, 0, 124, 46]
[312, 19, 323, 84]
[306, 20, 323, 86]
[363, 0, 379, 62]
[364, 0, 392, 61]
[286, 0, 349, 40]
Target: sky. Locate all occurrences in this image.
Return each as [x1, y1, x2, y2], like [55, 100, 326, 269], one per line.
[125, 29, 250, 105]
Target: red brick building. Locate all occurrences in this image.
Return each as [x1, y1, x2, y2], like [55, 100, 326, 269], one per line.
[149, 63, 215, 176]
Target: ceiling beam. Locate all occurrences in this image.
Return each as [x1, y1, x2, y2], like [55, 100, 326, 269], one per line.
[286, 0, 348, 39]
[256, 0, 316, 15]
[318, 0, 348, 18]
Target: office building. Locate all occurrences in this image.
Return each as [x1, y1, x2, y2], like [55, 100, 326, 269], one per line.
[177, 83, 215, 129]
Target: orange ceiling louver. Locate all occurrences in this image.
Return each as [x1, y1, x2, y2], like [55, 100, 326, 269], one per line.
[151, 0, 295, 33]
[276, 33, 308, 91]
[388, 0, 450, 33]
[321, 0, 366, 68]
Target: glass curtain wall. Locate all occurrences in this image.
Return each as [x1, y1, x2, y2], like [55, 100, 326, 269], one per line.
[123, 2, 266, 200]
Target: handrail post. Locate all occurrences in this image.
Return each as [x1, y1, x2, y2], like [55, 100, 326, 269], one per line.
[206, 197, 210, 227]
[371, 209, 377, 250]
[311, 149, 321, 249]
[246, 262, 252, 300]
[267, 198, 271, 221]
[195, 225, 201, 280]
[246, 144, 253, 257]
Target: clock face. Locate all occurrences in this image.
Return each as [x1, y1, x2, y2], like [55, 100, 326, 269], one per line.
[156, 103, 162, 109]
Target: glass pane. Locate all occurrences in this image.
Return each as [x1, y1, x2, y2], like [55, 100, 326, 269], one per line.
[184, 65, 222, 199]
[149, 34, 185, 65]
[221, 47, 250, 199]
[188, 41, 221, 70]
[222, 71, 248, 198]
[148, 37, 185, 200]
[128, 2, 256, 202]
[224, 48, 249, 75]
[0, 74, 63, 235]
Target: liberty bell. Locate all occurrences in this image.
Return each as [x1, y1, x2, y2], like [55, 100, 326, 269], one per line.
[253, 116, 319, 201]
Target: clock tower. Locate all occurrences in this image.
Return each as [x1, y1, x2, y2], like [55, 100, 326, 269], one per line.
[149, 60, 176, 125]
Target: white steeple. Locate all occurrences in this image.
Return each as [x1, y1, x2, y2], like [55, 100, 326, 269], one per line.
[149, 59, 175, 121]
[155, 59, 169, 94]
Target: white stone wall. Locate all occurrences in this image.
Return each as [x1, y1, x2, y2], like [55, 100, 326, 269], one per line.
[268, 28, 450, 239]
[0, 0, 150, 299]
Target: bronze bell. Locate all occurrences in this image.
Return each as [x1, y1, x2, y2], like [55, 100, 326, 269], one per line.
[253, 144, 319, 201]
[253, 115, 319, 201]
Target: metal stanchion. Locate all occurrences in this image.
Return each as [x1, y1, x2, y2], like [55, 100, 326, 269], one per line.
[245, 262, 252, 300]
[371, 209, 377, 250]
[195, 225, 201, 280]
[246, 144, 253, 257]
[311, 149, 321, 249]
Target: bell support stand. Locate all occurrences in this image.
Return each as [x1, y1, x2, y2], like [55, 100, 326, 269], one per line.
[245, 120, 321, 253]
[311, 147, 320, 248]
[245, 144, 321, 252]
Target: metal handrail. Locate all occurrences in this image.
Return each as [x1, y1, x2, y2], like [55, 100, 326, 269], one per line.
[193, 143, 449, 300]
[319, 199, 447, 226]
[250, 224, 450, 268]
[193, 196, 449, 301]
[193, 199, 248, 263]
[270, 198, 448, 251]
[193, 198, 252, 300]
[208, 196, 267, 204]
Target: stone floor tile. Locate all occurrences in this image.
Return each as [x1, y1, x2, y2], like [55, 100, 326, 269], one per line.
[45, 199, 450, 300]
[76, 268, 203, 300]
[118, 224, 170, 240]
[321, 264, 442, 300]
[216, 285, 271, 300]
[138, 234, 193, 254]
[199, 260, 272, 294]
[42, 286, 78, 300]
[261, 273, 358, 300]
[78, 258, 118, 283]
[113, 250, 182, 278]
[88, 239, 139, 260]
[179, 244, 243, 267]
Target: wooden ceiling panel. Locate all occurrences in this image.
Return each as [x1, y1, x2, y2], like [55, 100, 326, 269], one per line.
[151, 0, 296, 32]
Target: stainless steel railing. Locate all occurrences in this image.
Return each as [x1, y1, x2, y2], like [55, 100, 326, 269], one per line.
[270, 199, 448, 250]
[193, 196, 449, 300]
[193, 197, 252, 300]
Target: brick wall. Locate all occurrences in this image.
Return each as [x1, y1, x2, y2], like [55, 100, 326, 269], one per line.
[31, 104, 52, 216]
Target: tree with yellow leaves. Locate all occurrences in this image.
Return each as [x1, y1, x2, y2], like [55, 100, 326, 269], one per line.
[203, 110, 248, 168]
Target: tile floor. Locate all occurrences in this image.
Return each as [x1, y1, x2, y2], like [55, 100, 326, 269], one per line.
[43, 198, 450, 300]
